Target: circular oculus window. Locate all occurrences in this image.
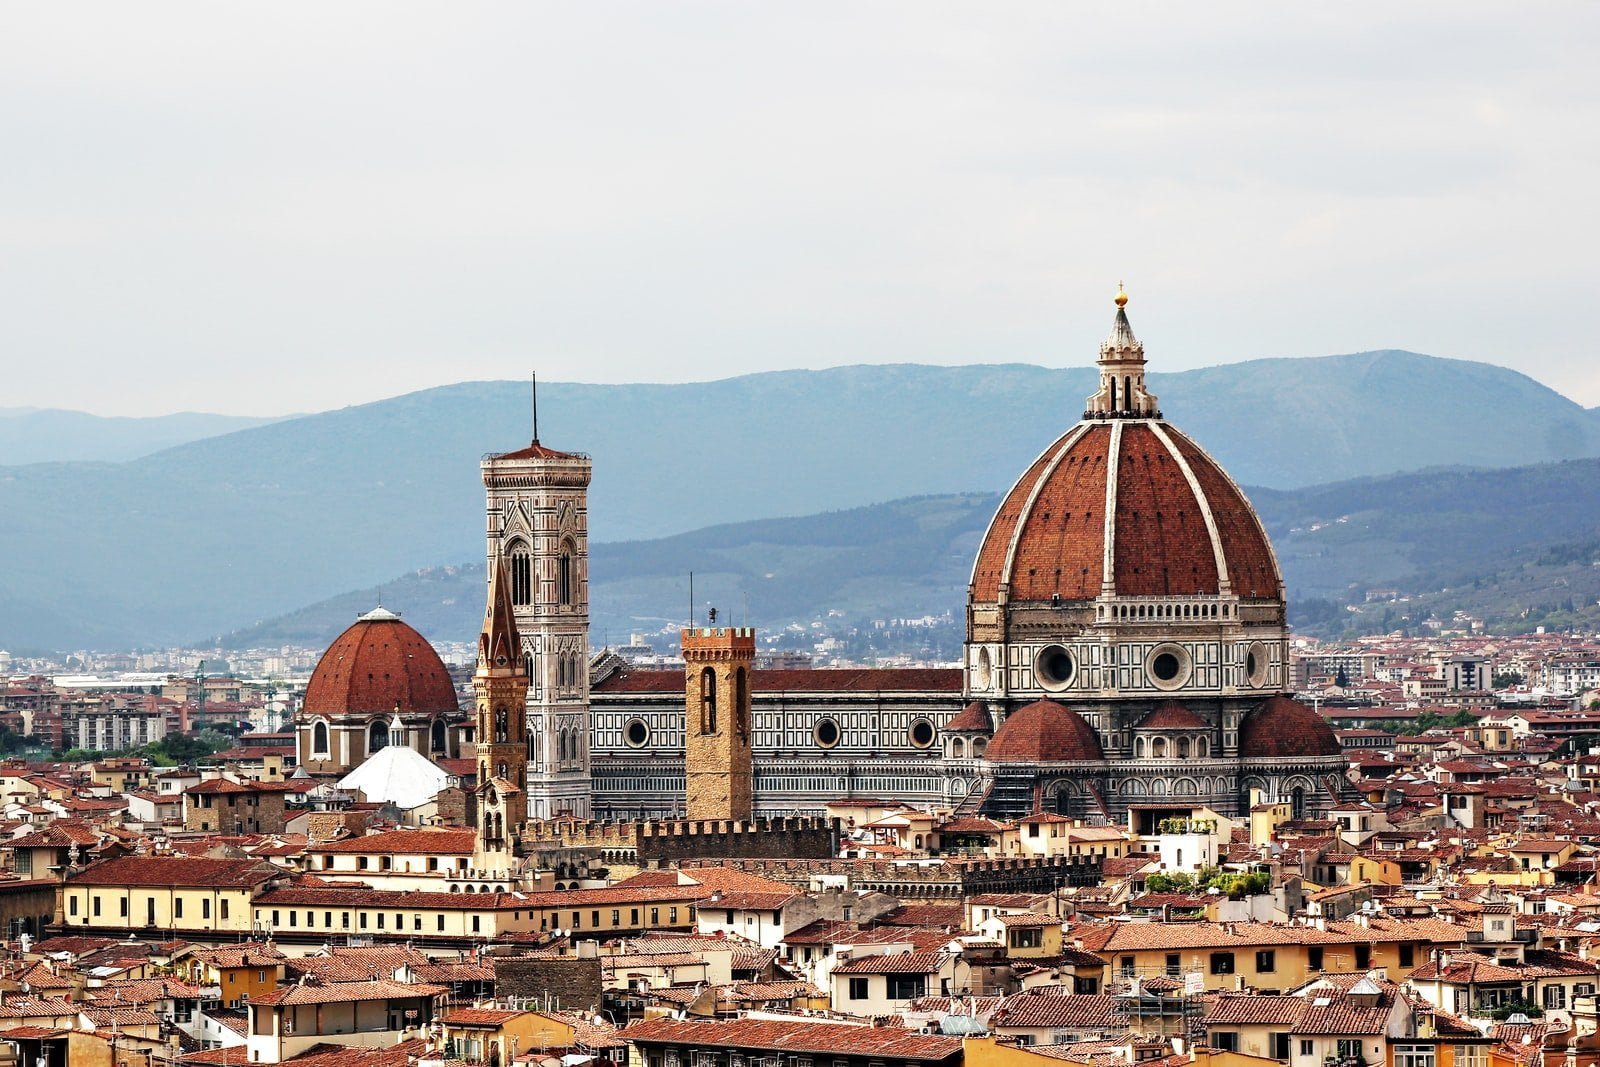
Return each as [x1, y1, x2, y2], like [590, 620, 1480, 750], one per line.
[623, 718, 650, 748]
[909, 719, 936, 749]
[1146, 643, 1193, 691]
[1244, 641, 1270, 688]
[814, 718, 841, 749]
[1034, 644, 1077, 691]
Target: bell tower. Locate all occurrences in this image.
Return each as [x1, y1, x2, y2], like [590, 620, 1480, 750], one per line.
[681, 623, 755, 821]
[482, 410, 594, 819]
[474, 557, 527, 855]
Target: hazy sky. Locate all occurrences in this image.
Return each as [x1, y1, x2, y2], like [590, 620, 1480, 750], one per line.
[3, 4, 1598, 415]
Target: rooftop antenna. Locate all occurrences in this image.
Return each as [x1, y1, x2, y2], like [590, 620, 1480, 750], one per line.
[531, 372, 539, 443]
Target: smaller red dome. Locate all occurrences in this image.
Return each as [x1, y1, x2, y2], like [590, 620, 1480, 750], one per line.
[1239, 696, 1341, 758]
[1137, 702, 1209, 731]
[945, 701, 994, 734]
[303, 608, 459, 718]
[987, 699, 1104, 763]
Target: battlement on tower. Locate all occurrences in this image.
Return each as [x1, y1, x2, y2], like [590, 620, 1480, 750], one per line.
[681, 627, 757, 659]
[518, 815, 838, 870]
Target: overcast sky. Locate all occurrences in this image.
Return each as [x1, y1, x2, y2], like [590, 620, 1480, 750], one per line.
[3, 4, 1597, 415]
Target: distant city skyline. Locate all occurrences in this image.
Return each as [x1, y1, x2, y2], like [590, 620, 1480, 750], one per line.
[3, 4, 1598, 415]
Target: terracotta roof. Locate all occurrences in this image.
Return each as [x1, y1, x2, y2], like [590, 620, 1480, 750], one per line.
[443, 1006, 529, 1026]
[302, 610, 458, 717]
[987, 699, 1104, 763]
[1239, 696, 1343, 759]
[834, 950, 941, 975]
[310, 828, 478, 854]
[944, 701, 994, 734]
[971, 420, 1280, 602]
[65, 855, 281, 889]
[251, 978, 445, 1006]
[1138, 702, 1209, 731]
[594, 668, 961, 695]
[621, 1017, 962, 1059]
[992, 992, 1126, 1031]
[490, 439, 583, 461]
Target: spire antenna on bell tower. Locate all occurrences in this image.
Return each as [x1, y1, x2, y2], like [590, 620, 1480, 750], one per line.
[531, 372, 539, 444]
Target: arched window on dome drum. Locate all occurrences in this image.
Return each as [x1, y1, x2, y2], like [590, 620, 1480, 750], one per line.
[312, 721, 329, 757]
[368, 720, 388, 753]
[557, 540, 575, 607]
[700, 668, 717, 735]
[508, 542, 532, 607]
[735, 667, 749, 737]
[430, 719, 446, 753]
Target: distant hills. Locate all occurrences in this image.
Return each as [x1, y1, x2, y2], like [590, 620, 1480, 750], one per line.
[0, 407, 287, 464]
[224, 456, 1600, 649]
[3, 351, 1598, 650]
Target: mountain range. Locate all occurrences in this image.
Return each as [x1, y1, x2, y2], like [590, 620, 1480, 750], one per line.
[219, 455, 1600, 650]
[2, 350, 1597, 650]
[0, 407, 287, 464]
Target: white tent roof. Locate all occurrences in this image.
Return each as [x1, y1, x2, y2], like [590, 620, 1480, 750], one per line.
[337, 745, 455, 809]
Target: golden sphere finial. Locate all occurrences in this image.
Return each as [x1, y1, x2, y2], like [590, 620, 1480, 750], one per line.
[1114, 281, 1128, 308]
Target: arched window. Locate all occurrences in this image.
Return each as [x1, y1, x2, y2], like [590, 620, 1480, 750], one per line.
[1197, 737, 1209, 757]
[735, 668, 749, 737]
[1151, 737, 1167, 758]
[430, 719, 446, 753]
[700, 668, 717, 735]
[508, 541, 533, 607]
[1178, 737, 1191, 759]
[312, 721, 329, 756]
[951, 737, 965, 759]
[368, 720, 389, 753]
[524, 653, 534, 678]
[1124, 375, 1132, 411]
[556, 732, 567, 763]
[557, 540, 575, 607]
[1134, 737, 1145, 758]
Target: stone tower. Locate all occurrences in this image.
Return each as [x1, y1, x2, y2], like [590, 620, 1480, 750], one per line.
[482, 434, 593, 819]
[474, 557, 528, 854]
[681, 625, 755, 821]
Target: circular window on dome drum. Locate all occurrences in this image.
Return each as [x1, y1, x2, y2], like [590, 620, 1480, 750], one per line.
[1146, 643, 1193, 691]
[1034, 645, 1077, 692]
[624, 718, 650, 748]
[814, 718, 841, 749]
[1245, 641, 1270, 688]
[909, 719, 936, 749]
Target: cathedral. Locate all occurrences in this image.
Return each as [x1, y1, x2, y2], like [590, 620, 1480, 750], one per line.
[295, 289, 1350, 835]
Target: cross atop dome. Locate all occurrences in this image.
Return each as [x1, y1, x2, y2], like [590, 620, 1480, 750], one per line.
[1085, 284, 1160, 419]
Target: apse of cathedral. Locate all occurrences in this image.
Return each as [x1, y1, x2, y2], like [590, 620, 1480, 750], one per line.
[296, 288, 1349, 827]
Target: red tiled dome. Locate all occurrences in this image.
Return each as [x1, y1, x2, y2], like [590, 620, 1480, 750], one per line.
[986, 699, 1104, 763]
[970, 422, 1280, 602]
[1137, 702, 1209, 731]
[303, 608, 458, 718]
[944, 701, 994, 735]
[1238, 696, 1341, 758]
